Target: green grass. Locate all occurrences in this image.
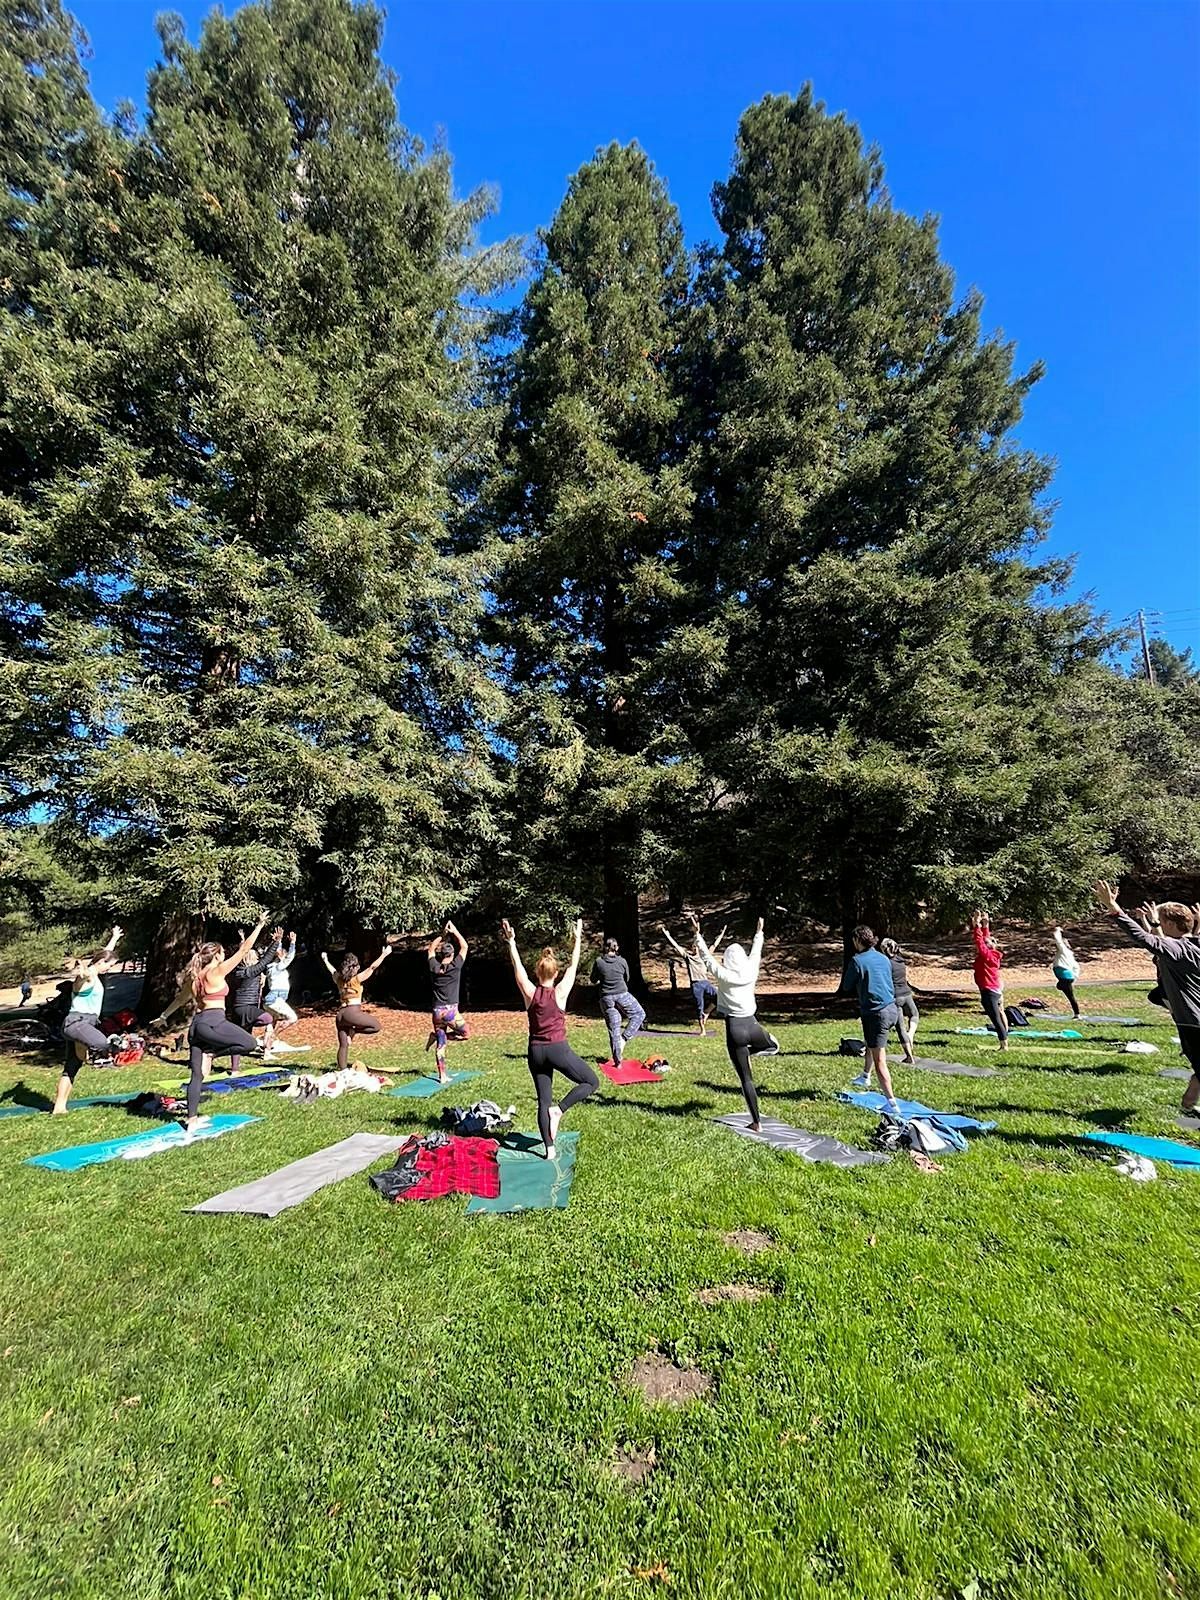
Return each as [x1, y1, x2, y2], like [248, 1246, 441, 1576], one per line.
[1, 986, 1197, 1600]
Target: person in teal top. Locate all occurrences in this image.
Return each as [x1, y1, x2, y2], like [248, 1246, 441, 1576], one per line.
[55, 925, 124, 1114]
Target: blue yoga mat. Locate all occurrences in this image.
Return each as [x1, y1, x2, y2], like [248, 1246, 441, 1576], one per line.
[955, 1026, 1083, 1039]
[0, 1092, 143, 1120]
[1083, 1130, 1200, 1170]
[838, 1091, 996, 1133]
[27, 1114, 258, 1171]
[198, 1070, 292, 1095]
[387, 1071, 480, 1099]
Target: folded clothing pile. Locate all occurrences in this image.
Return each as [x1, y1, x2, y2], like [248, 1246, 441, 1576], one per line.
[280, 1066, 387, 1102]
[371, 1131, 500, 1203]
[440, 1100, 516, 1137]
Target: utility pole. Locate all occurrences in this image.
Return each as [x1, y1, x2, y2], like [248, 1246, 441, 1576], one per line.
[1138, 609, 1157, 687]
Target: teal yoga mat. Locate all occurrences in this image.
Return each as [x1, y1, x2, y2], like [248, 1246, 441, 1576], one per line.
[466, 1131, 579, 1214]
[387, 1071, 480, 1099]
[27, 1114, 258, 1171]
[955, 1026, 1084, 1039]
[0, 1092, 143, 1120]
[1082, 1129, 1200, 1170]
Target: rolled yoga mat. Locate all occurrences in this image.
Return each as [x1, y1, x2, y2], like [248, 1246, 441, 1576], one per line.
[466, 1131, 579, 1214]
[189, 1131, 400, 1217]
[387, 1070, 480, 1099]
[714, 1112, 888, 1168]
[27, 1114, 259, 1171]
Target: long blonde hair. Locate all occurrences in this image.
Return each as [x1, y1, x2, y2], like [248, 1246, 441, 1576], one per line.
[189, 942, 225, 1000]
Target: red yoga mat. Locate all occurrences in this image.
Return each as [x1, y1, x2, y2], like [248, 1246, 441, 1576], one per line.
[599, 1058, 664, 1084]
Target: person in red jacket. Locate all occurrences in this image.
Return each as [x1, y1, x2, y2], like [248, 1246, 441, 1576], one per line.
[971, 910, 1008, 1050]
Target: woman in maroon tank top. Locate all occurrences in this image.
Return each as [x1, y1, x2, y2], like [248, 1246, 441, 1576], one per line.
[502, 917, 598, 1159]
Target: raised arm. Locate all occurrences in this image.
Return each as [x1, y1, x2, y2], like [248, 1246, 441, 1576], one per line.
[658, 924, 693, 961]
[102, 924, 123, 955]
[1052, 926, 1071, 959]
[445, 919, 468, 959]
[556, 919, 583, 1008]
[319, 950, 337, 978]
[1092, 880, 1179, 957]
[710, 924, 728, 954]
[280, 934, 297, 971]
[501, 919, 536, 1006]
[360, 943, 394, 984]
[217, 914, 270, 977]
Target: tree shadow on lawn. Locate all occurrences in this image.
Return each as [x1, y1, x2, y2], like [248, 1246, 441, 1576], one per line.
[694, 1079, 824, 1104]
[975, 1104, 1141, 1129]
[0, 1081, 54, 1112]
[614, 1097, 726, 1122]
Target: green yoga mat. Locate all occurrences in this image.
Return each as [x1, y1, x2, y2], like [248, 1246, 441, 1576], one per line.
[0, 1092, 143, 1120]
[387, 1071, 480, 1099]
[466, 1131, 579, 1214]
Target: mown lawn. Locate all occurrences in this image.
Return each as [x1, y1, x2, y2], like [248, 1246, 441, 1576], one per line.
[1, 984, 1197, 1600]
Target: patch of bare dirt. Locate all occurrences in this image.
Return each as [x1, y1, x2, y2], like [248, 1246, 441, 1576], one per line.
[628, 1352, 714, 1406]
[722, 1228, 774, 1256]
[611, 1443, 657, 1485]
[694, 1283, 774, 1306]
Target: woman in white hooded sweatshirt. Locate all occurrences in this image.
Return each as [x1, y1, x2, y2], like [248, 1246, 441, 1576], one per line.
[661, 912, 779, 1130]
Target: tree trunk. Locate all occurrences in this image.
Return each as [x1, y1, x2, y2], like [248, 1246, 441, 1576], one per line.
[603, 854, 645, 997]
[142, 906, 205, 1017]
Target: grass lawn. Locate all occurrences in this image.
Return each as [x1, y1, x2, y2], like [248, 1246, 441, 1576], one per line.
[1, 984, 1197, 1600]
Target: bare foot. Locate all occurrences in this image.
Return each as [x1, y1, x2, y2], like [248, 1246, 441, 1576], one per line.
[544, 1143, 557, 1161]
[903, 1056, 915, 1065]
[51, 1105, 68, 1116]
[548, 1105, 562, 1144]
[748, 1121, 761, 1133]
[437, 1069, 450, 1085]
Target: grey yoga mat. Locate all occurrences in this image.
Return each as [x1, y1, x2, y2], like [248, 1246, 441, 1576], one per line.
[1160, 1068, 1192, 1081]
[188, 1131, 400, 1218]
[908, 1057, 997, 1079]
[715, 1113, 888, 1168]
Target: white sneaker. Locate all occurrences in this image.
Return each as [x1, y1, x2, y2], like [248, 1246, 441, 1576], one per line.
[887, 1099, 902, 1117]
[850, 1074, 870, 1089]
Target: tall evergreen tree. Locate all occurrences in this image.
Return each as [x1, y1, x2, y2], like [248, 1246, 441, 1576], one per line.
[686, 89, 1122, 938]
[489, 142, 698, 982]
[0, 0, 510, 1006]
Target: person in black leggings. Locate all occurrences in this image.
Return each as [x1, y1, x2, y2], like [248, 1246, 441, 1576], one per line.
[502, 917, 597, 1159]
[53, 924, 125, 1114]
[320, 943, 394, 1069]
[185, 915, 272, 1132]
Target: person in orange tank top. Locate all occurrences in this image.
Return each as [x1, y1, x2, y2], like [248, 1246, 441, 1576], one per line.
[320, 941, 395, 1069]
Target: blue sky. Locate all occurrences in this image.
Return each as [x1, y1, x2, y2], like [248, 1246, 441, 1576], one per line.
[73, 0, 1200, 661]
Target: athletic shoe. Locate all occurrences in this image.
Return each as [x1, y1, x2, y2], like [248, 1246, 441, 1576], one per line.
[886, 1099, 902, 1117]
[850, 1074, 870, 1089]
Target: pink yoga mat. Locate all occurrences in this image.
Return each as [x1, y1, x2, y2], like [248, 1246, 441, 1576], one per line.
[598, 1058, 664, 1085]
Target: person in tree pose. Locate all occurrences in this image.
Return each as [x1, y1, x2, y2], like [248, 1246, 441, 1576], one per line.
[971, 910, 1008, 1050]
[321, 942, 394, 1070]
[426, 921, 470, 1084]
[262, 931, 301, 1049]
[841, 927, 903, 1109]
[19, 976, 32, 1007]
[53, 925, 124, 1114]
[660, 920, 727, 1034]
[501, 917, 598, 1159]
[590, 935, 647, 1064]
[664, 912, 778, 1131]
[224, 924, 284, 1072]
[185, 915, 273, 1133]
[1093, 881, 1200, 1115]
[879, 937, 918, 1064]
[1051, 926, 1082, 1018]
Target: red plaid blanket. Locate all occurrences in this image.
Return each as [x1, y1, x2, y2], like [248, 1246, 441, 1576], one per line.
[398, 1135, 500, 1201]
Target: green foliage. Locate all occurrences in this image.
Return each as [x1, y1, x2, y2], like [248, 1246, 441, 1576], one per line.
[1145, 637, 1200, 690]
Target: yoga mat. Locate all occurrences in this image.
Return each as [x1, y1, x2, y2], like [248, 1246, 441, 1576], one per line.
[387, 1070, 480, 1100]
[27, 1114, 258, 1172]
[1082, 1130, 1200, 1170]
[1160, 1068, 1193, 1081]
[908, 1057, 997, 1079]
[1072, 1016, 1144, 1026]
[465, 1131, 579, 1214]
[599, 1059, 664, 1085]
[714, 1112, 888, 1168]
[838, 1091, 996, 1133]
[154, 1071, 291, 1095]
[0, 1092, 144, 1120]
[955, 1027, 1083, 1039]
[642, 1027, 704, 1037]
[189, 1131, 399, 1217]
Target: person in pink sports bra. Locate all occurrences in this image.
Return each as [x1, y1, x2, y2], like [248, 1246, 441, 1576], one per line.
[501, 917, 598, 1159]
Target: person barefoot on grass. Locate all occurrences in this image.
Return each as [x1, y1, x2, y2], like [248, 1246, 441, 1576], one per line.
[1093, 881, 1200, 1118]
[262, 931, 302, 1051]
[840, 926, 902, 1112]
[879, 937, 919, 1064]
[426, 921, 470, 1084]
[675, 911, 778, 1132]
[53, 925, 124, 1114]
[185, 914, 272, 1134]
[320, 942, 394, 1071]
[226, 924, 284, 1072]
[590, 936, 646, 1065]
[971, 910, 1008, 1051]
[1051, 926, 1082, 1018]
[502, 917, 598, 1160]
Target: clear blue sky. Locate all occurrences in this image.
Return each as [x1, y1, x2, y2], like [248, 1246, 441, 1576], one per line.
[72, 0, 1200, 661]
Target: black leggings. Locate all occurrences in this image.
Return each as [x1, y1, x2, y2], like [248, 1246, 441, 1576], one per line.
[188, 1009, 260, 1118]
[979, 987, 1008, 1043]
[62, 1011, 110, 1079]
[725, 1013, 772, 1123]
[1055, 976, 1080, 1017]
[527, 1040, 599, 1148]
[336, 1005, 380, 1070]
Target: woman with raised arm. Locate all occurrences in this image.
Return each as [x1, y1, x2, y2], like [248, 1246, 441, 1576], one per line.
[185, 914, 271, 1133]
[320, 941, 393, 1070]
[663, 913, 778, 1131]
[502, 917, 598, 1160]
[262, 931, 300, 1048]
[971, 910, 1008, 1051]
[1050, 926, 1082, 1019]
[879, 937, 919, 1064]
[426, 920, 470, 1084]
[53, 924, 124, 1114]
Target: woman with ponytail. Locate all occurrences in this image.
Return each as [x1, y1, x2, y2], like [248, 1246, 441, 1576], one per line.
[320, 942, 394, 1069]
[184, 914, 271, 1132]
[53, 925, 124, 1114]
[501, 917, 598, 1159]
